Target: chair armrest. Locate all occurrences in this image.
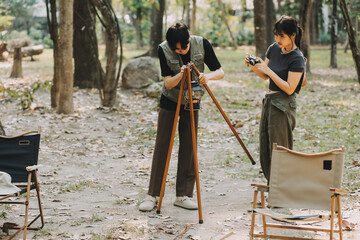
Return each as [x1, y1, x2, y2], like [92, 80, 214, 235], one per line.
[251, 184, 269, 192]
[330, 188, 347, 195]
[0, 130, 40, 139]
[273, 143, 345, 157]
[26, 165, 42, 171]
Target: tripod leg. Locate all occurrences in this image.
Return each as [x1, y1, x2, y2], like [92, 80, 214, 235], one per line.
[189, 63, 255, 165]
[186, 68, 204, 224]
[156, 74, 186, 214]
[203, 83, 255, 165]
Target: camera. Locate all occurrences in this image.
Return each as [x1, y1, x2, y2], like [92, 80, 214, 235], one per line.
[248, 55, 261, 66]
[184, 80, 204, 111]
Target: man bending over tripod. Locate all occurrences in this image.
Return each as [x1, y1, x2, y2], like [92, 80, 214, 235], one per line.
[139, 22, 224, 211]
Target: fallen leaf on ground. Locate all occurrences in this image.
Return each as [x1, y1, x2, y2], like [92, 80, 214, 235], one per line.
[233, 122, 245, 128]
[340, 220, 356, 230]
[352, 160, 360, 166]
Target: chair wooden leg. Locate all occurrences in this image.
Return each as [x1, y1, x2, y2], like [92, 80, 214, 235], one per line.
[34, 172, 45, 228]
[336, 194, 343, 240]
[23, 173, 32, 240]
[330, 195, 335, 240]
[250, 190, 258, 239]
[261, 191, 267, 237]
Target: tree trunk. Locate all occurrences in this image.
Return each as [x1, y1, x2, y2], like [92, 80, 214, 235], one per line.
[217, 0, 237, 49]
[0, 120, 5, 136]
[129, 6, 144, 49]
[330, 0, 337, 68]
[310, 0, 320, 45]
[91, 0, 120, 107]
[339, 0, 360, 83]
[266, 0, 275, 47]
[10, 48, 23, 78]
[190, 0, 196, 35]
[57, 0, 74, 114]
[299, 0, 313, 73]
[73, 0, 100, 89]
[277, 0, 283, 16]
[135, 7, 144, 48]
[46, 0, 60, 109]
[149, 0, 165, 57]
[254, 0, 267, 59]
[183, 0, 190, 27]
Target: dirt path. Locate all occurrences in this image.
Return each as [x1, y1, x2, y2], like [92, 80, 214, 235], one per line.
[0, 68, 359, 239]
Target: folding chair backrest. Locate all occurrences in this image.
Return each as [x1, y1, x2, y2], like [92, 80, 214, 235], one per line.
[0, 133, 40, 183]
[269, 146, 344, 211]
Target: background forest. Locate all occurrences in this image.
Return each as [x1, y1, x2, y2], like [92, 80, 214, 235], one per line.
[0, 0, 359, 239]
[0, 0, 359, 48]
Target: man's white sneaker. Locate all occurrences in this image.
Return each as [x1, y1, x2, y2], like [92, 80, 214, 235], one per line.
[139, 196, 157, 212]
[174, 196, 198, 210]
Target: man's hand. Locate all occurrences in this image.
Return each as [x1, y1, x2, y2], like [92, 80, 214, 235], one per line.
[180, 65, 187, 75]
[164, 65, 189, 89]
[198, 73, 209, 85]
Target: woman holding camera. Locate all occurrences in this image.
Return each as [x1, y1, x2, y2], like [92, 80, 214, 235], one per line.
[245, 15, 307, 184]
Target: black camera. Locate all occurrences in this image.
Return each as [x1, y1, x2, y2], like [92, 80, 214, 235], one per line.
[248, 55, 261, 66]
[184, 80, 204, 111]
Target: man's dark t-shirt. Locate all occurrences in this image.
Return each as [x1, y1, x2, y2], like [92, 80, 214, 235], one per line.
[158, 38, 221, 110]
[266, 42, 305, 93]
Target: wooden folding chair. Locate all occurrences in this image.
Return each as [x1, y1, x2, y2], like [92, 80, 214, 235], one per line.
[0, 130, 44, 239]
[250, 143, 346, 240]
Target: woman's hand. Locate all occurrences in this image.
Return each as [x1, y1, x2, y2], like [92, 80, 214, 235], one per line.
[244, 53, 250, 67]
[253, 58, 270, 75]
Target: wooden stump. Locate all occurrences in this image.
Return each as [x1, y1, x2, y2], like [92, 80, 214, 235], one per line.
[22, 45, 44, 61]
[10, 48, 23, 78]
[0, 43, 8, 61]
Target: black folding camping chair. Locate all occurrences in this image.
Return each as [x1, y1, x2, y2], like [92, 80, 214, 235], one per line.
[0, 130, 44, 239]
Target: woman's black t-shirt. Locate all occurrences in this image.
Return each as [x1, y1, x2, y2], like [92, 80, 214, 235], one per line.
[266, 42, 305, 93]
[158, 38, 221, 110]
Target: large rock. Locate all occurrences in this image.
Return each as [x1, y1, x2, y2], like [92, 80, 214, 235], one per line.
[144, 81, 163, 99]
[121, 56, 160, 89]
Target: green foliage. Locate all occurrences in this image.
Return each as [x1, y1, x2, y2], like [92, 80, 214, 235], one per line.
[29, 27, 42, 42]
[200, 0, 230, 47]
[319, 32, 331, 45]
[42, 36, 53, 48]
[0, 211, 6, 219]
[117, 0, 152, 45]
[236, 28, 254, 45]
[280, 0, 301, 19]
[5, 0, 38, 18]
[2, 80, 52, 110]
[91, 213, 106, 222]
[0, 16, 14, 31]
[34, 229, 52, 236]
[59, 181, 95, 193]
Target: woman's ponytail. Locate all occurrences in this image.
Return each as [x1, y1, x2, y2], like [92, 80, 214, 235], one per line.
[295, 26, 303, 50]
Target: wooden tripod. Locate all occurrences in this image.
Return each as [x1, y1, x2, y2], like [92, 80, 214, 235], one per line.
[156, 62, 255, 224]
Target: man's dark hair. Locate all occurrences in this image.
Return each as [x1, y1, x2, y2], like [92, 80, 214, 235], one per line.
[166, 22, 190, 51]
